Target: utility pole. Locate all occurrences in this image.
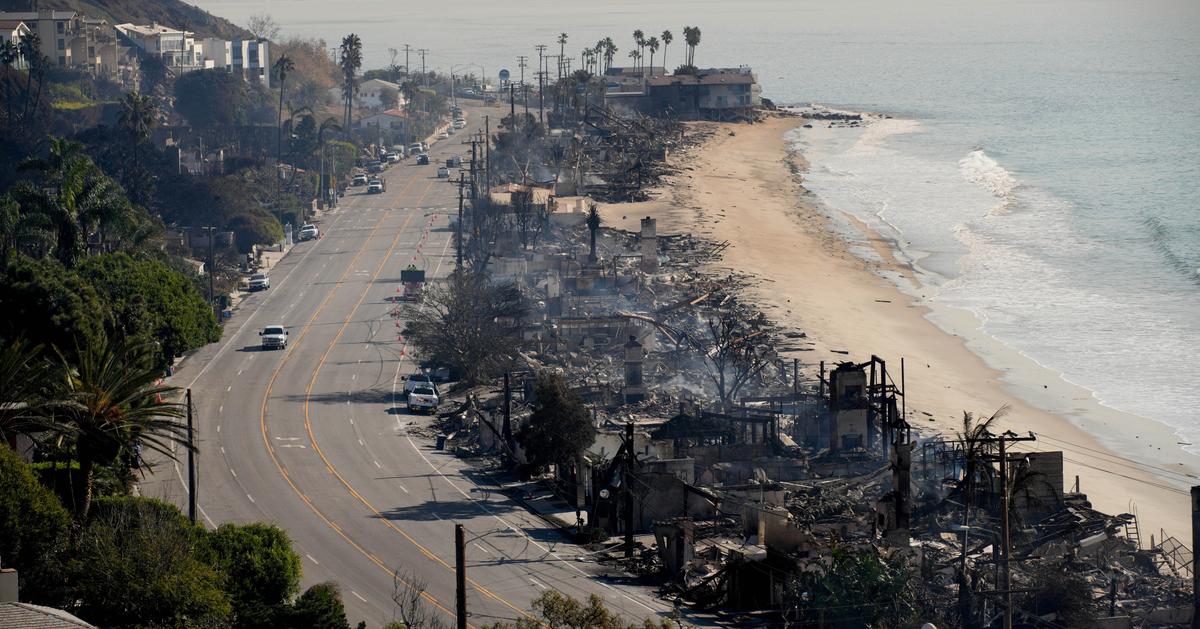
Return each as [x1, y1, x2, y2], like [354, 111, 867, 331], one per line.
[509, 82, 516, 122]
[186, 388, 197, 524]
[517, 55, 527, 86]
[455, 523, 467, 629]
[203, 226, 216, 320]
[1192, 486, 1199, 629]
[999, 437, 1012, 629]
[623, 422, 635, 558]
[535, 45, 546, 126]
[456, 171, 465, 268]
[403, 43, 412, 76]
[484, 115, 490, 191]
[418, 48, 428, 84]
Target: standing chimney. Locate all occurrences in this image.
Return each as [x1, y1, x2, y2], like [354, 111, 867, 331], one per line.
[639, 217, 658, 272]
[624, 336, 645, 404]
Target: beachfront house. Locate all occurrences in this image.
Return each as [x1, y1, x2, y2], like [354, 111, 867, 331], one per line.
[605, 66, 762, 121]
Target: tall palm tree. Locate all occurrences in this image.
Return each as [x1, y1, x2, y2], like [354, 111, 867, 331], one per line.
[603, 38, 617, 74]
[273, 54, 295, 219]
[0, 39, 18, 126]
[646, 37, 659, 75]
[339, 34, 362, 130]
[660, 30, 673, 73]
[684, 26, 702, 67]
[556, 32, 569, 79]
[17, 32, 40, 121]
[632, 30, 645, 72]
[0, 339, 53, 447]
[117, 92, 156, 175]
[51, 338, 187, 520]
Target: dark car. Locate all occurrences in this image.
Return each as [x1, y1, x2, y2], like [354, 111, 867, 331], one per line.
[367, 160, 384, 173]
[416, 153, 430, 165]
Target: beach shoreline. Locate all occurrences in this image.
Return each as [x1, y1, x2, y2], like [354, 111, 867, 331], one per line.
[596, 112, 1194, 539]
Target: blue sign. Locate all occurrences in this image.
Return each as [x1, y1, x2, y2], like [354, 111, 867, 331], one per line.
[499, 68, 510, 81]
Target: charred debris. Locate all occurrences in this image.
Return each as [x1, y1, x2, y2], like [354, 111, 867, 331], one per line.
[410, 105, 1193, 628]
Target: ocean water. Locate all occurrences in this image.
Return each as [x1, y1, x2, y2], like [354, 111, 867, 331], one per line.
[195, 0, 1200, 449]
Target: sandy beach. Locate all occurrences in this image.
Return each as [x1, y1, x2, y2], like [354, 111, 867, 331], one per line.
[597, 113, 1193, 540]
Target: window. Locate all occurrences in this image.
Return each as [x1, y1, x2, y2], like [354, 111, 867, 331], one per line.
[57, 39, 64, 50]
[57, 56, 65, 64]
[56, 22, 64, 33]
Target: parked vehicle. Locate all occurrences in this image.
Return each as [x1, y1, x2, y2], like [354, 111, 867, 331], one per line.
[259, 325, 288, 350]
[452, 119, 466, 130]
[367, 178, 385, 194]
[446, 156, 461, 167]
[438, 131, 450, 140]
[248, 273, 270, 291]
[437, 166, 449, 178]
[408, 142, 423, 155]
[416, 153, 430, 165]
[403, 373, 435, 396]
[367, 160, 384, 173]
[298, 224, 319, 241]
[352, 173, 368, 186]
[407, 386, 439, 413]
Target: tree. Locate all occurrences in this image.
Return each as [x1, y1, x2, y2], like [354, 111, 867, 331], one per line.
[400, 271, 527, 385]
[380, 85, 400, 110]
[683, 26, 702, 67]
[687, 308, 776, 405]
[287, 582, 351, 629]
[585, 203, 601, 262]
[516, 371, 595, 475]
[117, 92, 156, 178]
[0, 339, 55, 444]
[75, 252, 221, 368]
[0, 444, 72, 606]
[557, 32, 569, 77]
[174, 68, 250, 130]
[51, 338, 187, 520]
[1, 38, 19, 126]
[660, 30, 673, 73]
[339, 34, 363, 129]
[68, 496, 231, 628]
[274, 53, 295, 216]
[632, 30, 645, 72]
[646, 37, 660, 75]
[482, 591, 673, 629]
[390, 567, 446, 629]
[784, 546, 916, 628]
[603, 38, 617, 73]
[246, 14, 281, 41]
[204, 522, 302, 628]
[14, 137, 137, 266]
[0, 255, 107, 359]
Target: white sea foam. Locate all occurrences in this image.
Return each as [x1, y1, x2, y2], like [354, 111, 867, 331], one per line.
[959, 149, 1017, 199]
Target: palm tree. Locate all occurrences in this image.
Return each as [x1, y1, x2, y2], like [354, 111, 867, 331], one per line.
[316, 116, 341, 208]
[660, 30, 673, 72]
[586, 203, 601, 262]
[17, 138, 133, 264]
[49, 339, 187, 520]
[556, 32, 569, 78]
[338, 35, 362, 130]
[632, 30, 645, 72]
[273, 54, 295, 220]
[683, 26, 702, 67]
[646, 37, 659, 75]
[604, 38, 617, 74]
[117, 92, 156, 175]
[1, 39, 18, 126]
[17, 32, 40, 121]
[0, 340, 53, 447]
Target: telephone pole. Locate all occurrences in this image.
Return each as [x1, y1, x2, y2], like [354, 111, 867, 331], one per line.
[417, 48, 429, 84]
[186, 388, 197, 524]
[403, 44, 412, 76]
[535, 44, 547, 126]
[623, 422, 635, 558]
[455, 171, 466, 268]
[455, 524, 467, 629]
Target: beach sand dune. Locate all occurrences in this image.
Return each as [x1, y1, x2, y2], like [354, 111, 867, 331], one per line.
[597, 114, 1191, 539]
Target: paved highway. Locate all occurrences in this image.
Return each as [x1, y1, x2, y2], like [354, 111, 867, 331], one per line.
[143, 108, 672, 627]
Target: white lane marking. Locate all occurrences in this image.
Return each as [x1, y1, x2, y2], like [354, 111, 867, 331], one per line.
[306, 554, 320, 565]
[230, 468, 237, 478]
[399, 484, 409, 494]
[218, 405, 223, 415]
[351, 591, 367, 603]
[274, 437, 302, 441]
[373, 460, 382, 469]
[226, 385, 232, 392]
[349, 418, 354, 425]
[246, 493, 256, 503]
[216, 424, 221, 432]
[220, 446, 226, 454]
[279, 444, 307, 449]
[357, 438, 365, 446]
[237, 368, 243, 375]
[530, 578, 547, 589]
[474, 543, 488, 554]
[352, 373, 357, 381]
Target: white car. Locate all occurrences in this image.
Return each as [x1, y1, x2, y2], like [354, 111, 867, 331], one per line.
[367, 179, 385, 194]
[259, 325, 288, 350]
[248, 273, 270, 291]
[403, 373, 435, 396]
[438, 131, 450, 140]
[437, 166, 449, 178]
[407, 385, 439, 413]
[298, 224, 319, 241]
[453, 119, 466, 130]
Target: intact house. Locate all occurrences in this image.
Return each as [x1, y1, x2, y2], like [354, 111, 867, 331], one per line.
[116, 22, 270, 86]
[358, 108, 410, 143]
[0, 20, 30, 68]
[330, 78, 405, 111]
[605, 67, 762, 121]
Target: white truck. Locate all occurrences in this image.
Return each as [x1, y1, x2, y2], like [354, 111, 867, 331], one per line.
[259, 325, 288, 350]
[248, 273, 270, 291]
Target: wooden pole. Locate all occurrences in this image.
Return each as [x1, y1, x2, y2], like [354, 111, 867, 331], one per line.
[1191, 486, 1200, 629]
[186, 388, 197, 525]
[455, 523, 467, 629]
[1000, 437, 1012, 629]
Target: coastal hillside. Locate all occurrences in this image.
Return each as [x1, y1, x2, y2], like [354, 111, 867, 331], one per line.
[0, 0, 250, 39]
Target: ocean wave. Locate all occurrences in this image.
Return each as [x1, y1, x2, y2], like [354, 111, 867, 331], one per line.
[959, 149, 1017, 199]
[1143, 215, 1200, 286]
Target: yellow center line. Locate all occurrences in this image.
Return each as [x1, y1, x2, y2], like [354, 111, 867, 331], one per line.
[302, 178, 534, 623]
[254, 172, 467, 619]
